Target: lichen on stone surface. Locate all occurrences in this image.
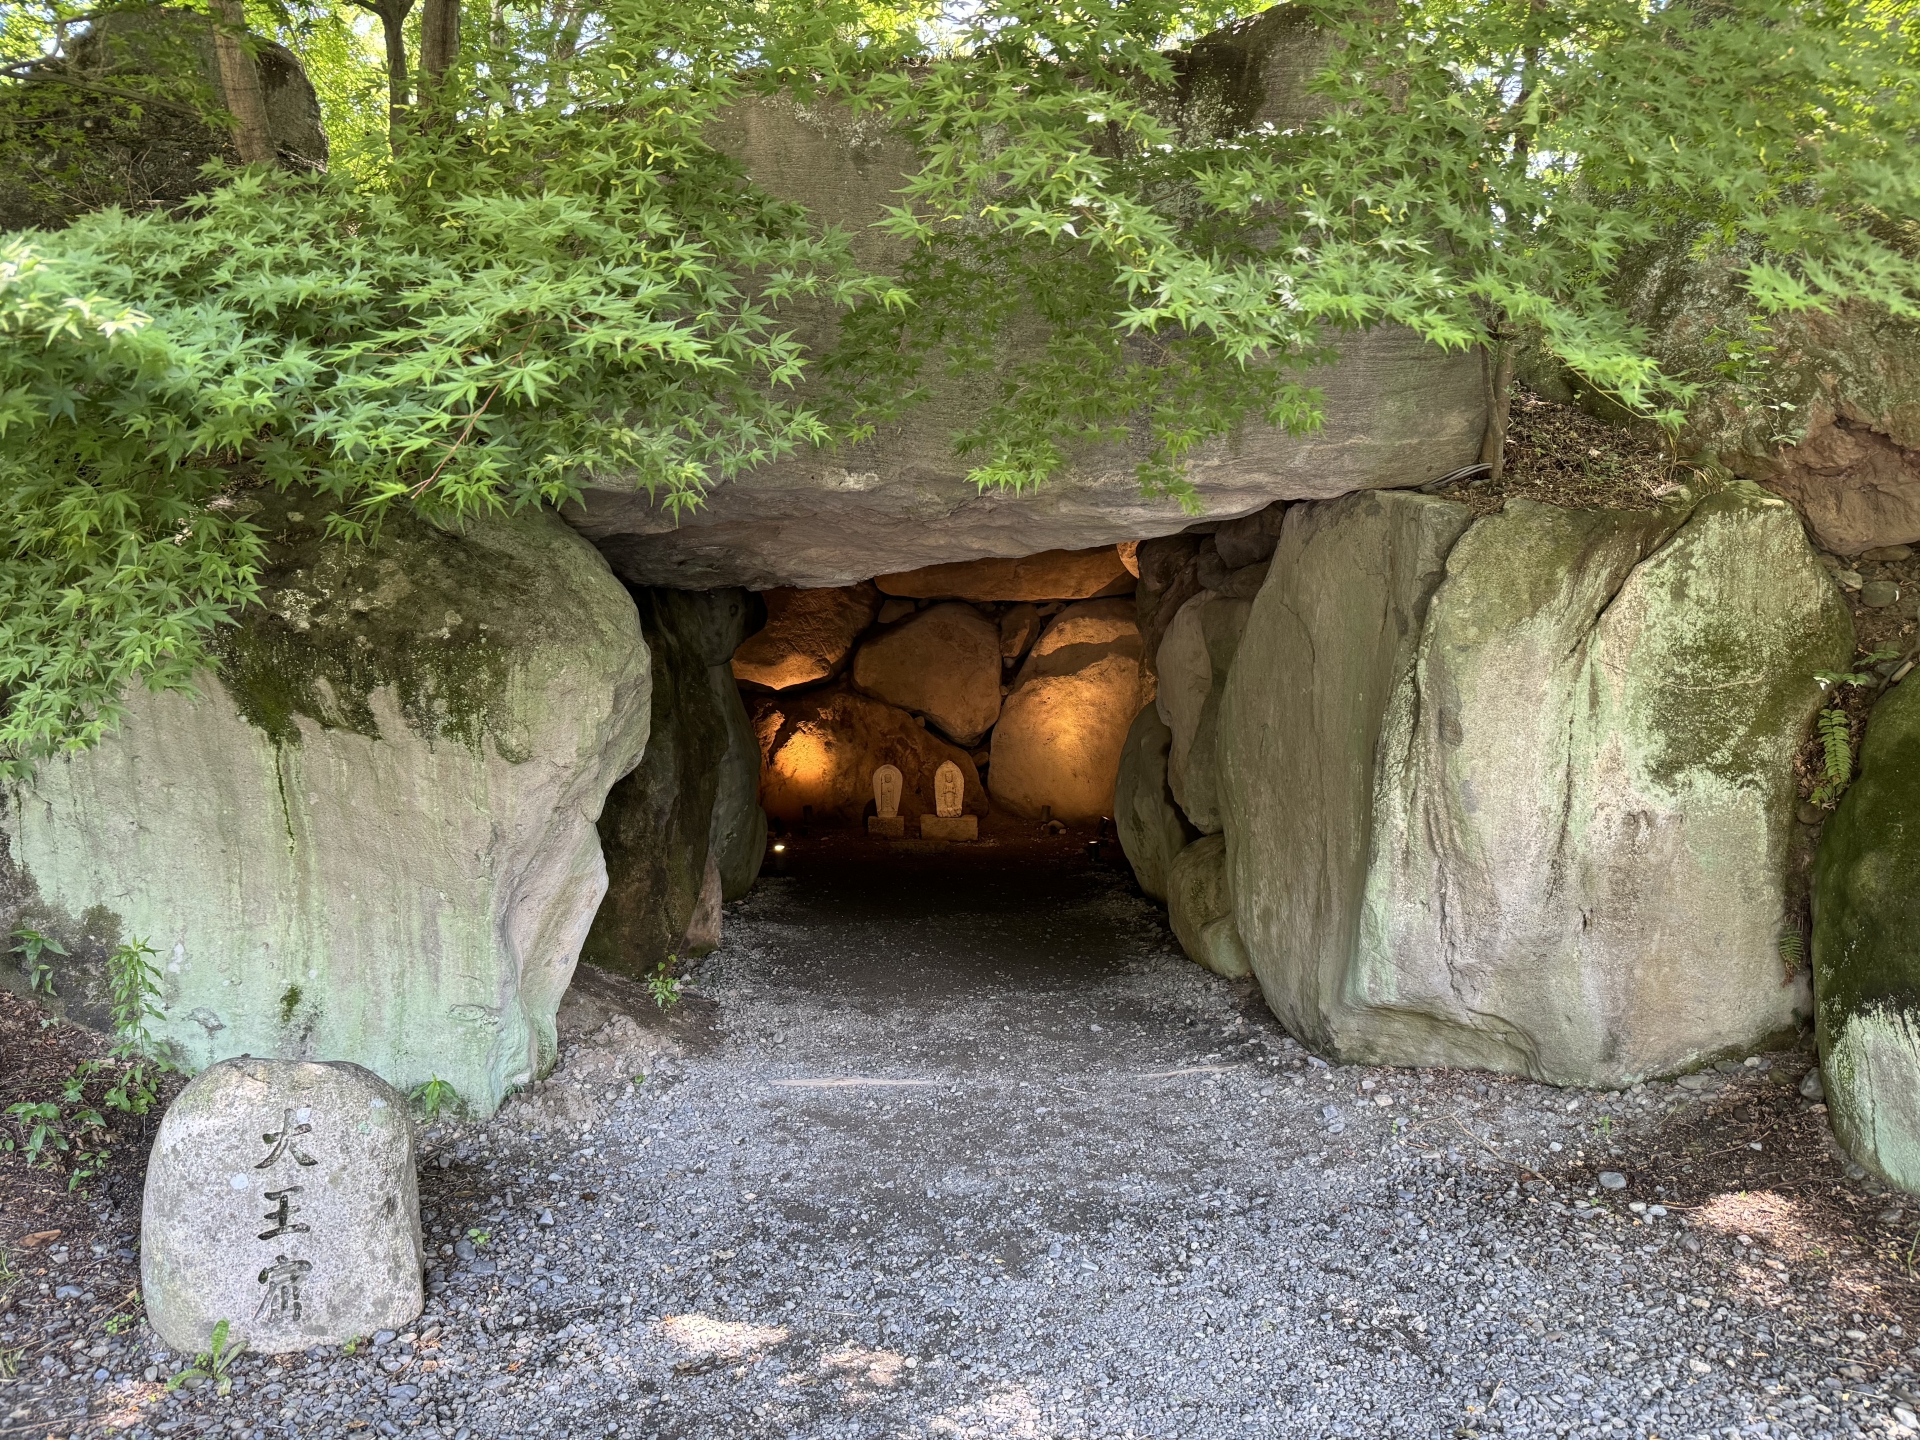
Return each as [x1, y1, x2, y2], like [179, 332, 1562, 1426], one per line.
[211, 488, 547, 757]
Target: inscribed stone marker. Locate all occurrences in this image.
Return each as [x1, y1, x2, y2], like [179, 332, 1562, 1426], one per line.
[141, 1057, 424, 1354]
[934, 761, 964, 818]
[872, 764, 903, 818]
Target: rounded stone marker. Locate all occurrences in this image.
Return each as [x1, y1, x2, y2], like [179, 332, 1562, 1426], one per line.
[141, 1057, 424, 1355]
[1598, 1171, 1628, 1191]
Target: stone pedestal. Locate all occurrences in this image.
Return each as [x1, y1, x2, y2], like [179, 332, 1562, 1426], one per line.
[919, 814, 978, 841]
[141, 1057, 424, 1354]
[867, 814, 906, 838]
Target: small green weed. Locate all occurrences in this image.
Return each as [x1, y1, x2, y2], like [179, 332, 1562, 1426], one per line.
[466, 1228, 491, 1247]
[648, 957, 683, 1009]
[411, 1076, 459, 1120]
[1592, 1115, 1615, 1137]
[0, 1344, 22, 1379]
[104, 1311, 135, 1336]
[4, 1099, 72, 1167]
[0, 937, 172, 1189]
[342, 1335, 365, 1355]
[11, 926, 64, 998]
[167, 1318, 245, 1396]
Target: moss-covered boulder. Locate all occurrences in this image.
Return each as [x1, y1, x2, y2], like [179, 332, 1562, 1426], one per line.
[0, 491, 649, 1116]
[584, 586, 766, 978]
[1815, 677, 1920, 1191]
[1220, 481, 1851, 1086]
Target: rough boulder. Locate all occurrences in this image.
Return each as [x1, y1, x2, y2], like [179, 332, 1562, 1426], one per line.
[731, 583, 881, 690]
[586, 587, 765, 978]
[1, 491, 649, 1117]
[990, 600, 1147, 821]
[851, 602, 1004, 746]
[1220, 481, 1851, 1087]
[1113, 705, 1195, 902]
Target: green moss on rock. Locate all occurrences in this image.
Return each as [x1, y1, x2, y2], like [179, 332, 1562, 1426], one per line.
[213, 489, 551, 757]
[1815, 675, 1920, 1189]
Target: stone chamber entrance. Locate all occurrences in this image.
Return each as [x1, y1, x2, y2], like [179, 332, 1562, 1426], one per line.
[8, 481, 1920, 1440]
[579, 529, 1259, 990]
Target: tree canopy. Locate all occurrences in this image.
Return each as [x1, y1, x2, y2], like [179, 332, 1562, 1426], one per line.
[1, 0, 1915, 774]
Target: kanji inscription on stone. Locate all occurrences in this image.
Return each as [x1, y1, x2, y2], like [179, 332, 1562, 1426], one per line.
[141, 1057, 424, 1354]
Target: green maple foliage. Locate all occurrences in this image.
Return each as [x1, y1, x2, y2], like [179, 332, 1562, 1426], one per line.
[1, 0, 1915, 773]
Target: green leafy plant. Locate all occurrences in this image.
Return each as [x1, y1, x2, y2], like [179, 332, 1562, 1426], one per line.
[466, 1228, 491, 1247]
[0, 936, 169, 1187]
[10, 926, 64, 997]
[341, 1334, 365, 1355]
[167, 1318, 244, 1396]
[104, 1310, 135, 1336]
[1810, 651, 1900, 805]
[648, 958, 683, 1010]
[1592, 1116, 1615, 1138]
[0, 0, 1912, 781]
[3, 1099, 70, 1167]
[1779, 929, 1807, 974]
[411, 1075, 459, 1120]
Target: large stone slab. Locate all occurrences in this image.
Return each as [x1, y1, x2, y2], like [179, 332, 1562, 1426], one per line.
[752, 686, 987, 827]
[586, 587, 764, 977]
[730, 583, 881, 690]
[1113, 704, 1195, 902]
[1221, 481, 1849, 1086]
[876, 547, 1134, 602]
[1815, 676, 1920, 1191]
[1, 491, 650, 1117]
[564, 18, 1484, 592]
[850, 602, 1003, 746]
[990, 600, 1147, 821]
[576, 320, 1484, 590]
[141, 1057, 422, 1355]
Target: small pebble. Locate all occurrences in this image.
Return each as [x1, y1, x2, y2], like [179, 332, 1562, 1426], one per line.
[1598, 1171, 1627, 1191]
[1862, 579, 1901, 608]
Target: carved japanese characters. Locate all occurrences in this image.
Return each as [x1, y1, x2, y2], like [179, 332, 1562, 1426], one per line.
[141, 1058, 424, 1353]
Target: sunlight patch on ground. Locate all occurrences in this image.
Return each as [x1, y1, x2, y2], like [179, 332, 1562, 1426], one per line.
[923, 1383, 1050, 1437]
[656, 1313, 789, 1359]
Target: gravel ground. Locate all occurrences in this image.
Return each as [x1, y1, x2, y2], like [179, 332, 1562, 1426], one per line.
[7, 831, 1920, 1440]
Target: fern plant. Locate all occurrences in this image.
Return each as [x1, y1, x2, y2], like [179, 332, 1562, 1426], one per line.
[1809, 650, 1901, 806]
[1778, 928, 1806, 976]
[1811, 707, 1856, 806]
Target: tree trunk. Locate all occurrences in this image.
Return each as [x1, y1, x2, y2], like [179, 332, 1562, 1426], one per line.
[1479, 338, 1516, 482]
[381, 1, 412, 152]
[419, 0, 460, 93]
[206, 0, 272, 164]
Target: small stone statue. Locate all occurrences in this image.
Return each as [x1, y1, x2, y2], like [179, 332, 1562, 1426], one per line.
[934, 761, 964, 818]
[141, 1057, 423, 1354]
[873, 764, 903, 819]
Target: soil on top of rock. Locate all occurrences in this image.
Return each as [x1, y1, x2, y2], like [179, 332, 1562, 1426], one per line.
[1433, 386, 1679, 515]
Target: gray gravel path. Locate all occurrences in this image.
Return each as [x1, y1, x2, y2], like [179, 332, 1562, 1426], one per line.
[9, 833, 1920, 1440]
